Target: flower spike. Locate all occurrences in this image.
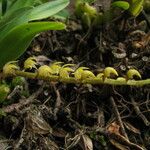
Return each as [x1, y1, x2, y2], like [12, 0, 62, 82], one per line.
[2, 60, 149, 86]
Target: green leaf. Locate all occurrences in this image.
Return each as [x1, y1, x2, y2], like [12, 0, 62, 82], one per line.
[0, 7, 32, 29]
[28, 0, 69, 21]
[0, 22, 66, 68]
[111, 1, 130, 10]
[0, 7, 33, 41]
[4, 0, 36, 15]
[0, 0, 69, 68]
[53, 9, 70, 20]
[0, 0, 69, 40]
[129, 0, 144, 16]
[2, 0, 7, 15]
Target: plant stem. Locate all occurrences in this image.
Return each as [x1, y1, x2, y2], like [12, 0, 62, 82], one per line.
[14, 70, 150, 86]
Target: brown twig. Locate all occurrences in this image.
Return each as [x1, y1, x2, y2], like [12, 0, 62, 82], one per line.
[7, 85, 23, 99]
[109, 132, 146, 150]
[13, 120, 26, 149]
[110, 96, 129, 140]
[131, 98, 150, 126]
[2, 84, 45, 113]
[53, 84, 63, 120]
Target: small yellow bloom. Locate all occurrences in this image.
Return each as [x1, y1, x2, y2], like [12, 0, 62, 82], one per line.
[96, 73, 104, 79]
[103, 67, 118, 79]
[49, 62, 63, 75]
[24, 57, 37, 70]
[3, 61, 19, 77]
[37, 65, 53, 79]
[126, 69, 141, 80]
[59, 64, 75, 79]
[81, 70, 95, 80]
[74, 67, 89, 80]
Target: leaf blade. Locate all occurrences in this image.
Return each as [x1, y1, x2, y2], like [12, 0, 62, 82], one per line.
[0, 22, 66, 68]
[5, 0, 36, 15]
[111, 1, 130, 10]
[28, 0, 69, 21]
[0, 0, 69, 40]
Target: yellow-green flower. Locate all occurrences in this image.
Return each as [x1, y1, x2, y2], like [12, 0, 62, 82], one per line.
[3, 61, 19, 77]
[24, 57, 37, 70]
[37, 65, 53, 79]
[103, 67, 118, 79]
[49, 62, 63, 75]
[59, 64, 75, 79]
[126, 69, 141, 80]
[74, 67, 95, 80]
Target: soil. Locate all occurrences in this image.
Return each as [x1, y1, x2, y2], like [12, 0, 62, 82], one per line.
[0, 1, 150, 150]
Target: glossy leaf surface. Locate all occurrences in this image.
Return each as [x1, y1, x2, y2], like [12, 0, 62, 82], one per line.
[0, 22, 66, 68]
